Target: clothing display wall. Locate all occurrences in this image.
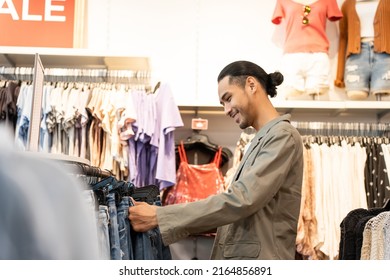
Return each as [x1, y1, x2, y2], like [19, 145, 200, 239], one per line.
[295, 123, 390, 260]
[225, 123, 390, 260]
[1, 76, 183, 191]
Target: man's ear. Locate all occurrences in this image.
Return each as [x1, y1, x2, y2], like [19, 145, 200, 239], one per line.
[246, 76, 257, 92]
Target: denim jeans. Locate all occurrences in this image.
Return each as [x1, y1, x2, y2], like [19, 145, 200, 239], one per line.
[107, 193, 122, 260]
[129, 198, 172, 260]
[97, 205, 110, 260]
[128, 196, 152, 260]
[345, 41, 390, 94]
[117, 196, 134, 260]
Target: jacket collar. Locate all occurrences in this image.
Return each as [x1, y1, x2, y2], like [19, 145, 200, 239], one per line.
[252, 114, 292, 143]
[232, 114, 292, 181]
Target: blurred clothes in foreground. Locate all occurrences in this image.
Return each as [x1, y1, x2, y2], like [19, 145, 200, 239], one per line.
[0, 125, 100, 259]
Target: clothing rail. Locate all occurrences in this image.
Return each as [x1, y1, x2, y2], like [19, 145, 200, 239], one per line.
[292, 121, 390, 137]
[0, 66, 151, 84]
[71, 162, 113, 179]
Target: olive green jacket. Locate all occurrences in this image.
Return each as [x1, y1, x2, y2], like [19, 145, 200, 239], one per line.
[157, 114, 303, 259]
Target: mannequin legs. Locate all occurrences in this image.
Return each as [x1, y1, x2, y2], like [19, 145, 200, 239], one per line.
[373, 90, 390, 101]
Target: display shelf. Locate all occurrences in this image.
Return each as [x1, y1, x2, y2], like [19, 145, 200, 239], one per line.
[1, 48, 389, 122]
[179, 100, 390, 121]
[0, 46, 150, 70]
[273, 100, 390, 120]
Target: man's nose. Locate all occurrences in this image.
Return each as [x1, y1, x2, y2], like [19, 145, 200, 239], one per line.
[224, 104, 232, 116]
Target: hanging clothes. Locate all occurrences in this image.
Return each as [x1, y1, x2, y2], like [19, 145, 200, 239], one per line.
[289, 120, 390, 260]
[128, 83, 183, 190]
[0, 129, 100, 260]
[364, 141, 390, 208]
[11, 77, 182, 185]
[339, 202, 390, 260]
[90, 176, 171, 260]
[224, 128, 256, 190]
[163, 141, 225, 205]
[0, 80, 20, 131]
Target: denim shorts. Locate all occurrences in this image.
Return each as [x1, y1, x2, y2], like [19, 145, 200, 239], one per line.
[345, 41, 390, 95]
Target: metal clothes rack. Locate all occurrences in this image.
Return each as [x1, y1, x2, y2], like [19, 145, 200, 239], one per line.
[0, 65, 152, 86]
[292, 121, 390, 138]
[65, 161, 114, 187]
[72, 162, 113, 179]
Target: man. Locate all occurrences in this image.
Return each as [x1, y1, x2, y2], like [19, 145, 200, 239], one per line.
[128, 60, 304, 259]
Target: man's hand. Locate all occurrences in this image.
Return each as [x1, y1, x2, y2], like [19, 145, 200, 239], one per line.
[128, 199, 159, 232]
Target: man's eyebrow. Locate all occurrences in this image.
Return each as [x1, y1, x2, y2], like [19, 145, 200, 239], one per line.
[219, 92, 229, 105]
[220, 92, 229, 101]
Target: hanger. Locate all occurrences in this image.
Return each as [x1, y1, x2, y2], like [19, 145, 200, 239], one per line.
[383, 199, 390, 210]
[91, 174, 117, 192]
[131, 184, 160, 204]
[152, 81, 161, 94]
[177, 131, 232, 167]
[92, 174, 135, 206]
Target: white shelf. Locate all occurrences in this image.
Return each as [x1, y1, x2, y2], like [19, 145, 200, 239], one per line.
[1, 48, 389, 122]
[272, 100, 390, 109]
[179, 100, 390, 121]
[0, 46, 150, 70]
[272, 100, 390, 118]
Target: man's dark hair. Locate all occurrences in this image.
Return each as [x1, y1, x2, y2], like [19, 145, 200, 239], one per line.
[217, 60, 283, 98]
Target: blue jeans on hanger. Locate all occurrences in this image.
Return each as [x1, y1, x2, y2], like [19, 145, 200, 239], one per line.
[129, 197, 154, 260]
[117, 196, 134, 260]
[97, 205, 110, 260]
[107, 193, 122, 260]
[129, 197, 172, 260]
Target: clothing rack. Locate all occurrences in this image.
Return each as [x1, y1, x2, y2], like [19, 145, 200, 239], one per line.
[292, 121, 390, 137]
[72, 162, 113, 179]
[0, 66, 151, 86]
[81, 168, 170, 260]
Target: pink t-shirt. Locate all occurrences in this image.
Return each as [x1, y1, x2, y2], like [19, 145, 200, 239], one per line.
[272, 0, 342, 53]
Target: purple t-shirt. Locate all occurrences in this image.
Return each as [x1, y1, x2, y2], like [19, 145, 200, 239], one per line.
[128, 84, 183, 189]
[152, 83, 183, 190]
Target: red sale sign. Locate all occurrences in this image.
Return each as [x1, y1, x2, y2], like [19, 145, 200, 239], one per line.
[0, 0, 76, 48]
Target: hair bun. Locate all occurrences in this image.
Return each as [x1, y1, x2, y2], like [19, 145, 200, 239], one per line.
[266, 71, 284, 97]
[269, 71, 284, 87]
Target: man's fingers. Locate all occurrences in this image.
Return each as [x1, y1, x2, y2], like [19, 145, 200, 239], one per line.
[130, 197, 136, 205]
[130, 197, 145, 206]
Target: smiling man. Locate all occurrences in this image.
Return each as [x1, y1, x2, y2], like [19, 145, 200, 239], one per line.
[128, 60, 304, 260]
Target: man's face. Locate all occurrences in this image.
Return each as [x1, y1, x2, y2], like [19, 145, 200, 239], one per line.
[218, 76, 252, 129]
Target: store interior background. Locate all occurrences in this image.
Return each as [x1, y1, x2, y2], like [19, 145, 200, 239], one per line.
[2, 0, 390, 259]
[85, 0, 390, 149]
[87, 0, 291, 258]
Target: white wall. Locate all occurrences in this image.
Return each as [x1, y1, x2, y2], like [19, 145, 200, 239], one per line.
[196, 0, 284, 105]
[88, 0, 198, 105]
[86, 0, 346, 106]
